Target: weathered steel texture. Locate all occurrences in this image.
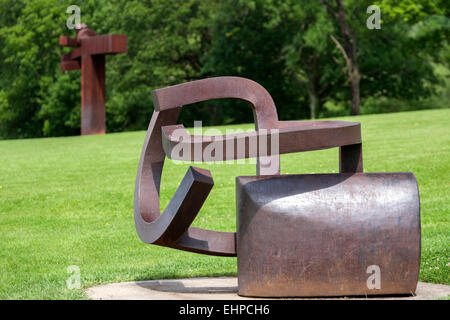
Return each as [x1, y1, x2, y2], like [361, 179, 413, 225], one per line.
[59, 25, 127, 135]
[236, 173, 421, 297]
[81, 54, 105, 135]
[340, 143, 363, 173]
[134, 77, 365, 256]
[134, 107, 236, 256]
[134, 76, 420, 297]
[152, 76, 281, 175]
[161, 121, 361, 162]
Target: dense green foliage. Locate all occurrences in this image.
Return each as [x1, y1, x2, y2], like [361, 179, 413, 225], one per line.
[0, 0, 448, 138]
[0, 109, 448, 298]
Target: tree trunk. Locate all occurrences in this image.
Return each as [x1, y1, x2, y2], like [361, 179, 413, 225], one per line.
[208, 104, 218, 125]
[307, 86, 318, 119]
[323, 0, 361, 115]
[350, 69, 360, 115]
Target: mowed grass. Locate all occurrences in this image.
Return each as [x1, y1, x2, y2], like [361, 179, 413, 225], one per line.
[0, 108, 449, 299]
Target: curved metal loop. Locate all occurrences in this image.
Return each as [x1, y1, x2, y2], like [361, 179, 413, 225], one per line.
[134, 107, 238, 256]
[151, 76, 279, 129]
[161, 121, 361, 162]
[134, 76, 362, 256]
[135, 76, 282, 256]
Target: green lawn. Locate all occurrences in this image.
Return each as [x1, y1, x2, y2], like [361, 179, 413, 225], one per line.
[0, 108, 449, 299]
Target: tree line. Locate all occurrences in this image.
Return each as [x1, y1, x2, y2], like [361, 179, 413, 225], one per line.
[0, 0, 448, 139]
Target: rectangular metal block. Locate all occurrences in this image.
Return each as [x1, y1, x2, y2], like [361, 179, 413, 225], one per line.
[236, 173, 420, 297]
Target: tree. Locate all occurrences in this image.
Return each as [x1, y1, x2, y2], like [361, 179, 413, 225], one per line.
[0, 0, 446, 138]
[377, 0, 449, 66]
[322, 0, 362, 115]
[0, 0, 215, 138]
[0, 0, 70, 138]
[99, 0, 216, 131]
[281, 1, 341, 119]
[203, 0, 310, 123]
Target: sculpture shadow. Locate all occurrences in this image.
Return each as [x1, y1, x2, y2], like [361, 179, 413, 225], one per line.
[135, 279, 237, 294]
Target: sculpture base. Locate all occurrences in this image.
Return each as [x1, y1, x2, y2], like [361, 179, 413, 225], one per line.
[236, 173, 420, 297]
[86, 277, 450, 300]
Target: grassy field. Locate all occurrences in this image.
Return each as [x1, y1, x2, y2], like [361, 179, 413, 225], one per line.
[0, 108, 449, 299]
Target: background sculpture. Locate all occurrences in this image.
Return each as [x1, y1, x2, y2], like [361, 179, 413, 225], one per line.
[59, 25, 127, 135]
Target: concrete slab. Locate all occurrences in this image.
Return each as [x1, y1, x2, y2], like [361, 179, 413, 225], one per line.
[86, 277, 450, 300]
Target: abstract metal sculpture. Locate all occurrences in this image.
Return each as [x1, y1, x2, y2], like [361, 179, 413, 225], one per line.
[134, 76, 420, 297]
[59, 25, 127, 135]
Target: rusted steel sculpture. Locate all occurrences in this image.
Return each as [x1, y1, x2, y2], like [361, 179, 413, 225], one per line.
[134, 76, 420, 297]
[59, 25, 127, 135]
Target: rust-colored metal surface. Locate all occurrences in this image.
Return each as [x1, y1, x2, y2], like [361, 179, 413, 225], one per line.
[134, 76, 421, 297]
[236, 173, 420, 297]
[59, 25, 127, 135]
